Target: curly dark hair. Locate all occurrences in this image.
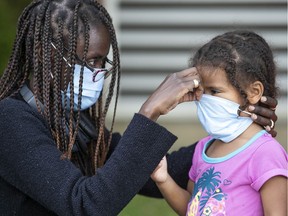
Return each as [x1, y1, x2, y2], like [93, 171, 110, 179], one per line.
[0, 0, 121, 175]
[190, 30, 278, 105]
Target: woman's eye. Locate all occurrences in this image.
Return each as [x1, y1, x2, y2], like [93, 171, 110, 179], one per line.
[87, 59, 96, 67]
[87, 59, 104, 68]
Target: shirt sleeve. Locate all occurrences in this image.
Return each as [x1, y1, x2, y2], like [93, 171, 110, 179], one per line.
[248, 137, 288, 191]
[0, 98, 177, 216]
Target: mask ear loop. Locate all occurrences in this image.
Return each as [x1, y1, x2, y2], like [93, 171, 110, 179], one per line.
[237, 101, 252, 117]
[237, 107, 252, 117]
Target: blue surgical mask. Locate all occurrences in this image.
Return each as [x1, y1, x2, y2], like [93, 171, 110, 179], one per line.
[63, 64, 105, 111]
[195, 94, 253, 143]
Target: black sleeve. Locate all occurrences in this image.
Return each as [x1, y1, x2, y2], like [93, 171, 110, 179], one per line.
[0, 98, 177, 216]
[106, 131, 122, 160]
[138, 142, 198, 198]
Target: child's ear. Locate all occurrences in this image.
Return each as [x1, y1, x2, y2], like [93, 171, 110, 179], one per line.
[246, 81, 264, 104]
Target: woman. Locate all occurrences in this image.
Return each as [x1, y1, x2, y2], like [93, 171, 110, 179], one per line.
[0, 0, 277, 215]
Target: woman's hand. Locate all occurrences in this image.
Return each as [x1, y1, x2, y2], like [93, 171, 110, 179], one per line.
[139, 67, 202, 121]
[248, 96, 278, 137]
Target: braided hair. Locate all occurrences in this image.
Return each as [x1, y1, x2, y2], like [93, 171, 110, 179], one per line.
[0, 0, 121, 175]
[190, 30, 278, 106]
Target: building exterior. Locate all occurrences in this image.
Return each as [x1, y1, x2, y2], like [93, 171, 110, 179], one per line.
[105, 0, 287, 146]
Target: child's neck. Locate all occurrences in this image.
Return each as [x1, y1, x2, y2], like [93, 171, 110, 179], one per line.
[205, 123, 263, 158]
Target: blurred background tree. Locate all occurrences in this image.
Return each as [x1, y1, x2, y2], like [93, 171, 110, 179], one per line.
[0, 0, 31, 75]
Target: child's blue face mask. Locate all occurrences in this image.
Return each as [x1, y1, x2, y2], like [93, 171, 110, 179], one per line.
[195, 94, 253, 143]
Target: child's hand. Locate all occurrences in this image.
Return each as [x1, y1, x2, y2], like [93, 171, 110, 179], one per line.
[151, 156, 168, 183]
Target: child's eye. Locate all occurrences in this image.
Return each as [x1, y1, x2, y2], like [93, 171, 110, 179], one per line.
[211, 89, 220, 95]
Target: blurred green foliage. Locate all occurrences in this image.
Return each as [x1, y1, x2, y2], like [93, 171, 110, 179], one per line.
[120, 195, 177, 216]
[0, 0, 31, 76]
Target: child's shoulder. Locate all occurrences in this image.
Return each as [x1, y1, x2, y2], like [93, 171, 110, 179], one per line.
[194, 136, 213, 154]
[253, 132, 286, 154]
[197, 136, 212, 146]
[247, 131, 287, 169]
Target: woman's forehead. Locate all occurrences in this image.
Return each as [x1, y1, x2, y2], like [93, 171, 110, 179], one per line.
[76, 25, 111, 58]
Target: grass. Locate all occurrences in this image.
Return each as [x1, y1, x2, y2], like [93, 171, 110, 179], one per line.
[119, 195, 177, 216]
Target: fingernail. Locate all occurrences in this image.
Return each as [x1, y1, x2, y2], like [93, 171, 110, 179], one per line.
[251, 114, 257, 120]
[261, 96, 267, 102]
[248, 105, 255, 111]
[193, 79, 199, 88]
[264, 126, 271, 132]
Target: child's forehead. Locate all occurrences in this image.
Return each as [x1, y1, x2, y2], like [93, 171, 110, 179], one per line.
[198, 66, 230, 83]
[198, 66, 225, 75]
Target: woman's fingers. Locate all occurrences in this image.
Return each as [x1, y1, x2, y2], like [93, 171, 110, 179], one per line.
[177, 67, 199, 77]
[248, 96, 278, 137]
[139, 67, 201, 121]
[261, 96, 278, 110]
[268, 130, 277, 137]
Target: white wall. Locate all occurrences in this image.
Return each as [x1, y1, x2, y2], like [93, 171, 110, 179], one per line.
[105, 0, 287, 127]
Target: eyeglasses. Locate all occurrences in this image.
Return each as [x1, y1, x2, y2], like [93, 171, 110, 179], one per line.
[51, 42, 113, 82]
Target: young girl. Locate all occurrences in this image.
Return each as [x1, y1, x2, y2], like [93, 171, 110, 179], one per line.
[151, 30, 288, 216]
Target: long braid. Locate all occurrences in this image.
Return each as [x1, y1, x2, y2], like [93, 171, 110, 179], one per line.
[52, 18, 65, 150]
[67, 13, 90, 164]
[42, 3, 52, 128]
[33, 0, 50, 113]
[102, 13, 121, 151]
[0, 14, 31, 97]
[87, 0, 121, 170]
[66, 0, 81, 160]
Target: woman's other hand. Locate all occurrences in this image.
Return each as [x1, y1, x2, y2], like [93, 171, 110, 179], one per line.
[248, 96, 278, 137]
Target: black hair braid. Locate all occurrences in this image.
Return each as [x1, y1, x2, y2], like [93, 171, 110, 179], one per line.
[105, 35, 121, 160]
[66, 0, 81, 160]
[244, 33, 277, 98]
[228, 32, 276, 99]
[74, 14, 93, 173]
[9, 13, 37, 103]
[66, 12, 91, 162]
[33, 1, 50, 113]
[231, 31, 276, 98]
[0, 14, 32, 98]
[73, 0, 122, 171]
[12, 19, 33, 95]
[52, 18, 65, 150]
[42, 4, 53, 128]
[94, 97, 104, 169]
[224, 39, 250, 102]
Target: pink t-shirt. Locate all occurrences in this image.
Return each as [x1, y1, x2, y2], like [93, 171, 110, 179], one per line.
[187, 130, 288, 216]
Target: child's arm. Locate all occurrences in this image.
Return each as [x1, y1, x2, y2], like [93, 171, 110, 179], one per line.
[151, 156, 193, 216]
[260, 175, 287, 216]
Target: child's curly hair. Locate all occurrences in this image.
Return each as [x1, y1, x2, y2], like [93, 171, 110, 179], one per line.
[190, 30, 278, 103]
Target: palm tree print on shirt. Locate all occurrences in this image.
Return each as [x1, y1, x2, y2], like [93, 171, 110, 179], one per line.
[187, 167, 227, 216]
